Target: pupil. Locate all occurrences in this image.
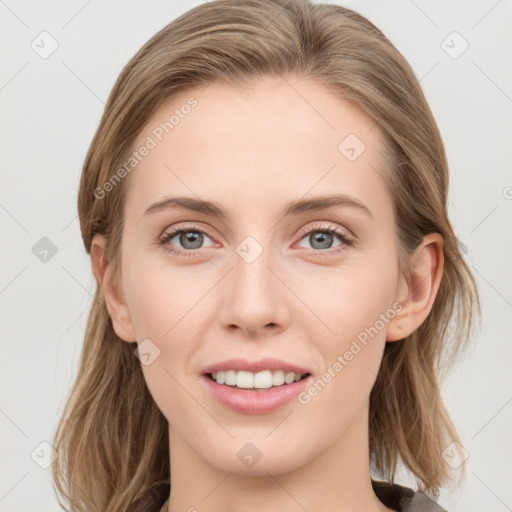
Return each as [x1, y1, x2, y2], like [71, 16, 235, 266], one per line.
[181, 231, 203, 250]
[311, 232, 332, 250]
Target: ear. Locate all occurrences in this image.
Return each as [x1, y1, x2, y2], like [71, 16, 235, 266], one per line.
[90, 234, 137, 342]
[386, 233, 444, 342]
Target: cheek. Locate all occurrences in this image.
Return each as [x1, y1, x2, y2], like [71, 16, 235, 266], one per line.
[126, 267, 204, 418]
[302, 258, 398, 388]
[122, 250, 204, 338]
[122, 254, 209, 376]
[306, 258, 397, 336]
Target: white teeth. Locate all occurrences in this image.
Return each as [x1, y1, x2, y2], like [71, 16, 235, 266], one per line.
[272, 370, 285, 386]
[225, 370, 237, 386]
[284, 371, 296, 384]
[210, 369, 306, 389]
[237, 370, 254, 388]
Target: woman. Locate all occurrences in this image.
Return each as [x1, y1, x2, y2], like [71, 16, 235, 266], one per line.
[51, 1, 480, 511]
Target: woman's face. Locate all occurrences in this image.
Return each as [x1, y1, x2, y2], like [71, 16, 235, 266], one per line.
[113, 76, 404, 475]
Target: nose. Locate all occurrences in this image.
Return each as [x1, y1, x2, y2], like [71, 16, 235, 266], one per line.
[218, 243, 291, 338]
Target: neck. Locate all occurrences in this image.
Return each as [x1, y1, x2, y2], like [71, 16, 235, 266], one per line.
[165, 404, 393, 512]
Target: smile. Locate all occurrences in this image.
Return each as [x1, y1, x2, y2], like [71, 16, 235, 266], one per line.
[200, 372, 313, 415]
[210, 369, 308, 389]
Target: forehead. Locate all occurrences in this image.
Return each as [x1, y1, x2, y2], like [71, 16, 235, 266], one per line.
[126, 76, 391, 220]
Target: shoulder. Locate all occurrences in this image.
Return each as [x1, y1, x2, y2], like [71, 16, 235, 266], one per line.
[371, 479, 449, 512]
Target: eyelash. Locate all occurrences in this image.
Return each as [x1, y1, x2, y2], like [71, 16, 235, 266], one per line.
[158, 223, 355, 259]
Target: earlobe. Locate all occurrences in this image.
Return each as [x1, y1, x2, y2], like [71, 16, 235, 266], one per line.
[90, 234, 137, 342]
[386, 233, 444, 342]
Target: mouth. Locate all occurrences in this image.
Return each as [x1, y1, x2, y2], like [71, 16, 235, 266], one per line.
[200, 371, 314, 414]
[205, 370, 312, 391]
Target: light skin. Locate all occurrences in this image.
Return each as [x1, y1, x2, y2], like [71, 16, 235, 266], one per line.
[91, 76, 443, 512]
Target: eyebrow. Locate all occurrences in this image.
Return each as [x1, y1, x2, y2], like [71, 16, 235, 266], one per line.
[143, 193, 373, 220]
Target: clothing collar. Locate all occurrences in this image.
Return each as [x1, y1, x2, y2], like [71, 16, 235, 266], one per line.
[157, 479, 448, 512]
[371, 479, 448, 511]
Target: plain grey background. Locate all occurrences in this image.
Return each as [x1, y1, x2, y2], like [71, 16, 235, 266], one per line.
[1, 1, 511, 510]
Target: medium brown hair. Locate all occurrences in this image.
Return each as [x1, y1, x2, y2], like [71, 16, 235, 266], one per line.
[52, 0, 480, 510]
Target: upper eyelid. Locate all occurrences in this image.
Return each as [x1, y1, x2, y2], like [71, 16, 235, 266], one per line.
[296, 222, 353, 239]
[161, 222, 354, 246]
[160, 222, 211, 237]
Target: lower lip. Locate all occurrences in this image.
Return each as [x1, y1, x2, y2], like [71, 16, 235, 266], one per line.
[200, 374, 313, 415]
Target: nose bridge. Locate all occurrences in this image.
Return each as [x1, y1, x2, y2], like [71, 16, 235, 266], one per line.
[236, 239, 273, 298]
[219, 234, 289, 334]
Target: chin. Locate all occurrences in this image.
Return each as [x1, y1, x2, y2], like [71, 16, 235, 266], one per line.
[202, 435, 312, 477]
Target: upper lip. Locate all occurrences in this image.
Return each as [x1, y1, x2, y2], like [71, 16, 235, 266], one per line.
[201, 358, 312, 376]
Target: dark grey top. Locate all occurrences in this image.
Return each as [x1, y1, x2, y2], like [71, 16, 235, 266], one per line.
[372, 479, 448, 511]
[154, 480, 448, 512]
